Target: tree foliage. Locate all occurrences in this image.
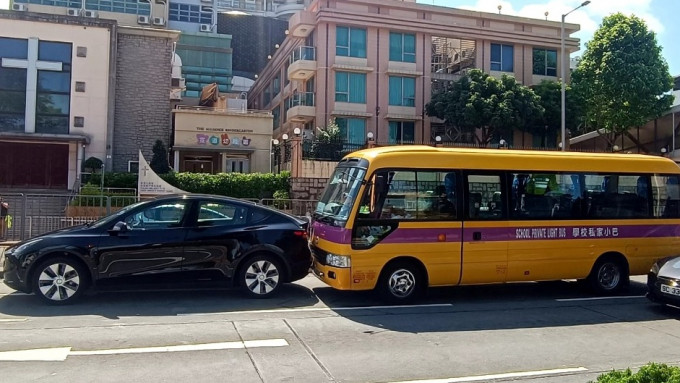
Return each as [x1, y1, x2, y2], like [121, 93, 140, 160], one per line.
[531, 80, 586, 141]
[150, 139, 171, 175]
[426, 69, 544, 146]
[572, 13, 674, 136]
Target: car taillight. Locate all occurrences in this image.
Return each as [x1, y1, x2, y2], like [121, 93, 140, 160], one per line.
[293, 230, 308, 239]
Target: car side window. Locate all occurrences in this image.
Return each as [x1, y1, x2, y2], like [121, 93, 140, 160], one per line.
[124, 202, 188, 230]
[197, 201, 248, 226]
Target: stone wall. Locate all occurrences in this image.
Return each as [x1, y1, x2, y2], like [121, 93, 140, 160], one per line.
[112, 29, 176, 172]
[290, 177, 328, 201]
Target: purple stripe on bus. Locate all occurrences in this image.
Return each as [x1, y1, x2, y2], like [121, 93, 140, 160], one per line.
[382, 228, 462, 243]
[312, 221, 680, 244]
[312, 221, 351, 243]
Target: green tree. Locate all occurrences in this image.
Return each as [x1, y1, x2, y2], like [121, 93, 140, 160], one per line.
[531, 80, 586, 145]
[312, 118, 344, 160]
[150, 139, 171, 174]
[426, 69, 544, 146]
[571, 13, 674, 144]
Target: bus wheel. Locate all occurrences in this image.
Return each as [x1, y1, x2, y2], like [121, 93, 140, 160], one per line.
[588, 257, 628, 295]
[377, 261, 423, 304]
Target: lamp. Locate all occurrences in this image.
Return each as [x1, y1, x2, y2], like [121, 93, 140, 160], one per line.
[285, 29, 289, 35]
[499, 139, 508, 149]
[367, 131, 374, 140]
[267, 55, 272, 60]
[561, 1, 591, 152]
[435, 135, 442, 142]
[282, 133, 289, 140]
[293, 127, 301, 136]
[275, 44, 280, 49]
[612, 145, 620, 152]
[272, 139, 279, 145]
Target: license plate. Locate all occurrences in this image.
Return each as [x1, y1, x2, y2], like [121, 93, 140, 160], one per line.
[661, 284, 680, 296]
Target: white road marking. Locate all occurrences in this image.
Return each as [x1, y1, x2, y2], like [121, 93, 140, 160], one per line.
[177, 303, 453, 316]
[387, 367, 588, 383]
[556, 295, 644, 302]
[0, 318, 27, 322]
[0, 339, 288, 361]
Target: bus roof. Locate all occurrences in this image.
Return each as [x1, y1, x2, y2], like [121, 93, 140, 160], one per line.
[342, 146, 680, 174]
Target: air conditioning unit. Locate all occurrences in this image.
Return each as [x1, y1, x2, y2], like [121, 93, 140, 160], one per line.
[66, 8, 80, 16]
[171, 77, 186, 89]
[137, 15, 150, 25]
[199, 24, 211, 32]
[152, 17, 165, 26]
[83, 10, 97, 17]
[11, 3, 27, 11]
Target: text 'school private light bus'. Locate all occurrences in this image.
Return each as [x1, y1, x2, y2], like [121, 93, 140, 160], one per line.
[310, 145, 680, 303]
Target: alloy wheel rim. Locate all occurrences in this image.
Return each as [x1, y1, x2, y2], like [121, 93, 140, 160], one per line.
[598, 263, 620, 290]
[388, 269, 416, 297]
[38, 263, 80, 301]
[245, 260, 280, 295]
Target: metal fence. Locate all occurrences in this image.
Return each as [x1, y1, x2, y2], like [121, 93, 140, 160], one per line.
[0, 193, 318, 242]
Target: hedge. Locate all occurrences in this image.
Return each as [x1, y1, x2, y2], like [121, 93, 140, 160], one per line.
[593, 363, 680, 383]
[84, 171, 291, 199]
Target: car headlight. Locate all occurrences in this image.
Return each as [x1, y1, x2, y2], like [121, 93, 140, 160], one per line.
[326, 254, 351, 268]
[650, 262, 660, 275]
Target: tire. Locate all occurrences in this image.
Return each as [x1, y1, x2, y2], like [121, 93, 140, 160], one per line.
[239, 254, 284, 298]
[587, 257, 628, 295]
[31, 256, 88, 305]
[376, 261, 424, 304]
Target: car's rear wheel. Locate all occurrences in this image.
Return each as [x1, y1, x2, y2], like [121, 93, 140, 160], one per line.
[31, 256, 88, 305]
[240, 254, 283, 298]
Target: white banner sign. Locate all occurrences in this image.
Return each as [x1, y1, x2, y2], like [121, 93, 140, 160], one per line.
[137, 150, 186, 197]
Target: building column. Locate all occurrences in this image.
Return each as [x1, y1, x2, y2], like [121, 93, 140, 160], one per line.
[291, 135, 303, 178]
[173, 150, 180, 172]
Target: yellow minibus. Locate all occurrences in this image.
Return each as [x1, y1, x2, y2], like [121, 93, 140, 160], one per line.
[310, 146, 680, 302]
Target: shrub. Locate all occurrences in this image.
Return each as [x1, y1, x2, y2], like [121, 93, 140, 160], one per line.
[150, 140, 171, 174]
[83, 171, 291, 200]
[593, 363, 680, 383]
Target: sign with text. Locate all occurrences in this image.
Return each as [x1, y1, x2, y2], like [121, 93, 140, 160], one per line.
[137, 150, 186, 197]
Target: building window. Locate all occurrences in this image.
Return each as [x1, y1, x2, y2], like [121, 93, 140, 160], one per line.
[388, 121, 415, 144]
[15, 0, 83, 8]
[335, 117, 366, 144]
[36, 40, 72, 135]
[169, 3, 212, 23]
[273, 74, 280, 96]
[336, 26, 366, 58]
[77, 0, 150, 15]
[335, 71, 366, 104]
[388, 76, 415, 107]
[490, 43, 513, 72]
[128, 161, 139, 173]
[533, 48, 557, 76]
[0, 38, 28, 133]
[389, 32, 415, 63]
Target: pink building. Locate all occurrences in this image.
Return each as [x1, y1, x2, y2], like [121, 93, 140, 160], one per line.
[248, 0, 581, 149]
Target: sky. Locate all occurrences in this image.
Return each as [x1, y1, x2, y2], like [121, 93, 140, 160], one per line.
[0, 0, 677, 75]
[416, 0, 680, 76]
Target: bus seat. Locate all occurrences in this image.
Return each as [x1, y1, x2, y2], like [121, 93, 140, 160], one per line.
[523, 194, 555, 218]
[468, 192, 482, 219]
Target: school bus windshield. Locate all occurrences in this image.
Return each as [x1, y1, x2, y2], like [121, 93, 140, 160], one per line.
[314, 166, 366, 224]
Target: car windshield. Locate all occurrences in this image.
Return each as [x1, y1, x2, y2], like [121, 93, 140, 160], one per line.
[315, 166, 366, 224]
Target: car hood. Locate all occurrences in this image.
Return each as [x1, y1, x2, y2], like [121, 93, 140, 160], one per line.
[658, 257, 680, 278]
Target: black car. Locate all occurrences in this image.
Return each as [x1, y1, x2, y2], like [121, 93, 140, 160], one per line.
[647, 256, 680, 307]
[3, 194, 312, 304]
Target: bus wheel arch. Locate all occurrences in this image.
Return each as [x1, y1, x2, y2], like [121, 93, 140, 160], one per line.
[587, 252, 630, 295]
[375, 256, 428, 303]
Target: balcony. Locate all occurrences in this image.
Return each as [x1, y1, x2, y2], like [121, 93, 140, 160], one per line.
[287, 92, 315, 123]
[288, 10, 315, 38]
[288, 46, 316, 81]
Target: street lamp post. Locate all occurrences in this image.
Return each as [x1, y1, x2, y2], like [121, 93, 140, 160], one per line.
[561, 0, 590, 151]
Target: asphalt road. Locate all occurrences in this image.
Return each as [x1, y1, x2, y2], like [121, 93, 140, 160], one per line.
[0, 274, 678, 383]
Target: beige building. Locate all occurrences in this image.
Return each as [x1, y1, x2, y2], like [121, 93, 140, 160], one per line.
[248, 0, 582, 148]
[172, 106, 274, 174]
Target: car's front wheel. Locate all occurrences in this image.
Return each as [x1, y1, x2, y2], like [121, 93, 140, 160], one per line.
[31, 256, 88, 305]
[239, 254, 284, 298]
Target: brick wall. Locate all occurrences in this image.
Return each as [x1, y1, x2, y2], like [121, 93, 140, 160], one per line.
[112, 32, 174, 171]
[290, 177, 328, 201]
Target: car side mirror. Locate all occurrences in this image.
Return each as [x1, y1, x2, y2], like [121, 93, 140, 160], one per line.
[108, 221, 129, 235]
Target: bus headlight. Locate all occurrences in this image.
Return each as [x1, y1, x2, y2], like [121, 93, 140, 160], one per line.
[326, 254, 351, 268]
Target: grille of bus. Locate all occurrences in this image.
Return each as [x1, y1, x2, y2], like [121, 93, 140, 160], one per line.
[310, 245, 328, 265]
